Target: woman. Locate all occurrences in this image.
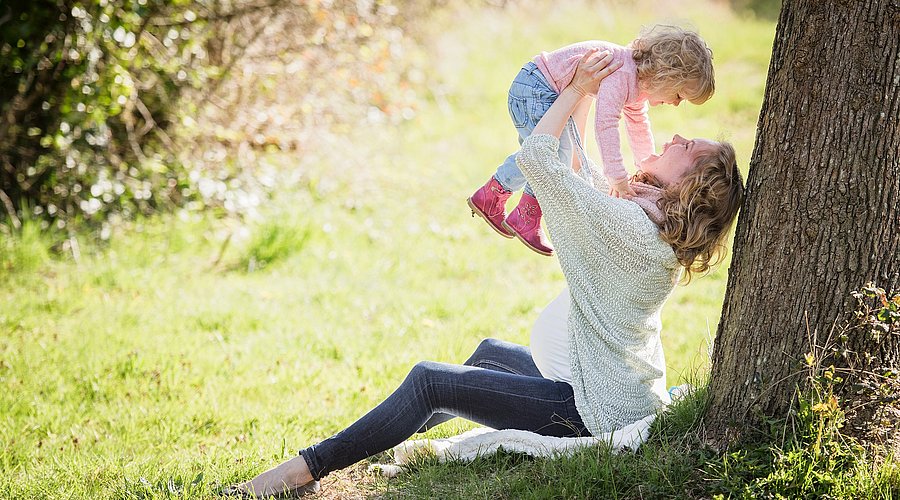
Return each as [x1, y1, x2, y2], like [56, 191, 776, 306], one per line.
[227, 50, 744, 497]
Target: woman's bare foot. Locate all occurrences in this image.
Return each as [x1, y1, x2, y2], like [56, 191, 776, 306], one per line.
[226, 455, 317, 498]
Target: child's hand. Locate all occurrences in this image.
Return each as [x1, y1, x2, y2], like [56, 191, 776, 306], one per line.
[608, 176, 637, 198]
[571, 49, 623, 97]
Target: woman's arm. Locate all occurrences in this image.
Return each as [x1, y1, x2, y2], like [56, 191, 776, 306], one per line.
[516, 51, 658, 265]
[570, 97, 592, 173]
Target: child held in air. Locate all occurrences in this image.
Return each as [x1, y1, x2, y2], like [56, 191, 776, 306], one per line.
[468, 25, 715, 256]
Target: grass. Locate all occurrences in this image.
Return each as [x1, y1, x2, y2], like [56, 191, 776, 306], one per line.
[386, 383, 900, 499]
[2, 0, 896, 498]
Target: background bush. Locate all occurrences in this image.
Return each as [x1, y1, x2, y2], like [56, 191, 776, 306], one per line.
[2, 0, 212, 231]
[0, 0, 462, 235]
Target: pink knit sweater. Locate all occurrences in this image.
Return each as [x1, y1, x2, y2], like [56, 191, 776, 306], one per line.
[534, 41, 654, 183]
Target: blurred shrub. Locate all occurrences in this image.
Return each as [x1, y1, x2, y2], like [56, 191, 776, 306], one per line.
[0, 0, 471, 236]
[1, 0, 215, 232]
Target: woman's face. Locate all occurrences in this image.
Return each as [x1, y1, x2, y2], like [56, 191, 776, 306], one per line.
[639, 134, 717, 186]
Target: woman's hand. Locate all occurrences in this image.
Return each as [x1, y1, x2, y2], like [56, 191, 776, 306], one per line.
[569, 49, 622, 98]
[531, 50, 621, 139]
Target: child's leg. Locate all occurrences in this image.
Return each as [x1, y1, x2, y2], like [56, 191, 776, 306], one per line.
[500, 66, 571, 255]
[522, 122, 575, 196]
[492, 63, 560, 191]
[469, 64, 556, 237]
[471, 63, 559, 244]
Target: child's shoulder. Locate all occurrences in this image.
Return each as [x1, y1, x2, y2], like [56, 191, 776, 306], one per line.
[555, 40, 628, 55]
[546, 41, 634, 67]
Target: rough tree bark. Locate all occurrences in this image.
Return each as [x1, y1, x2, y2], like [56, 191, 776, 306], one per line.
[703, 0, 900, 447]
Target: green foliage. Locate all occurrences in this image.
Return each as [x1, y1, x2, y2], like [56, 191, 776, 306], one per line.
[729, 0, 782, 19]
[850, 284, 900, 343]
[707, 399, 862, 498]
[1, 0, 214, 229]
[0, 0, 448, 234]
[830, 284, 900, 452]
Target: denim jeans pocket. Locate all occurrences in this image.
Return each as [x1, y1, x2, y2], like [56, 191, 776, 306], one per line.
[508, 94, 528, 129]
[530, 96, 554, 126]
[557, 382, 591, 437]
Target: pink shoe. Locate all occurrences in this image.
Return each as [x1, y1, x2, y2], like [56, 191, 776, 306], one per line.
[467, 178, 514, 238]
[503, 193, 554, 256]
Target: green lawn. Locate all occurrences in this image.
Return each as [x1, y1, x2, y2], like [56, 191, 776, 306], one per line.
[0, 1, 788, 498]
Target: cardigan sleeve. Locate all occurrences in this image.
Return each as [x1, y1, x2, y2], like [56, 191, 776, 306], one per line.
[516, 134, 653, 255]
[587, 158, 610, 193]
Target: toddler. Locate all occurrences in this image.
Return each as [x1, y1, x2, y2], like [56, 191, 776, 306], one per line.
[468, 25, 715, 256]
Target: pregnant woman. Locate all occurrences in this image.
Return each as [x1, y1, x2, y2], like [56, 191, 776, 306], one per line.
[226, 49, 743, 497]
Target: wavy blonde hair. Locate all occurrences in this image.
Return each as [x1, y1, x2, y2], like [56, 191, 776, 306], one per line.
[636, 142, 744, 282]
[632, 25, 715, 104]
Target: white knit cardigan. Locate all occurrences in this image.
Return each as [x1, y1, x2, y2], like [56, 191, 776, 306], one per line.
[517, 134, 682, 435]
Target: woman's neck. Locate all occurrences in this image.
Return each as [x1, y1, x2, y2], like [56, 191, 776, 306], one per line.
[631, 170, 663, 188]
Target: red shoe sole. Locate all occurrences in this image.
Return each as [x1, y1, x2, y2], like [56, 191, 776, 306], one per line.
[502, 220, 554, 257]
[467, 197, 514, 239]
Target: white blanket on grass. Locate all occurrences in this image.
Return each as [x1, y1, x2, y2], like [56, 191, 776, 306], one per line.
[368, 385, 692, 477]
[368, 413, 656, 478]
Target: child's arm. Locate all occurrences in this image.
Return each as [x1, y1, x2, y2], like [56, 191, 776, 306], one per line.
[623, 103, 655, 169]
[518, 52, 653, 267]
[593, 76, 638, 198]
[570, 97, 593, 173]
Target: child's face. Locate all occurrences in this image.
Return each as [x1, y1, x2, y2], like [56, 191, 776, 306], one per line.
[639, 134, 717, 186]
[645, 79, 704, 107]
[646, 87, 685, 107]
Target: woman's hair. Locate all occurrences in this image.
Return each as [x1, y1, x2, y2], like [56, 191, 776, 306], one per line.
[642, 142, 744, 282]
[632, 25, 715, 104]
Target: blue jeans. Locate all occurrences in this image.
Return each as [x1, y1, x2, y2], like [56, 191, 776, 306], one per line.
[299, 338, 589, 480]
[493, 62, 575, 197]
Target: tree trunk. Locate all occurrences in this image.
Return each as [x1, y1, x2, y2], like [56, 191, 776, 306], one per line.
[703, 0, 900, 448]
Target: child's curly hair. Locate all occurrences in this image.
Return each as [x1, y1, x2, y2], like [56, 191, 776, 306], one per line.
[632, 25, 715, 104]
[637, 142, 744, 282]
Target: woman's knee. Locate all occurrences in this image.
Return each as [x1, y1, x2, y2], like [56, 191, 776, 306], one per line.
[465, 338, 503, 365]
[406, 360, 443, 385]
[479, 338, 505, 350]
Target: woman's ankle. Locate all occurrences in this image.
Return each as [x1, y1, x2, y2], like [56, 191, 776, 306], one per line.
[290, 455, 314, 486]
[239, 455, 314, 495]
